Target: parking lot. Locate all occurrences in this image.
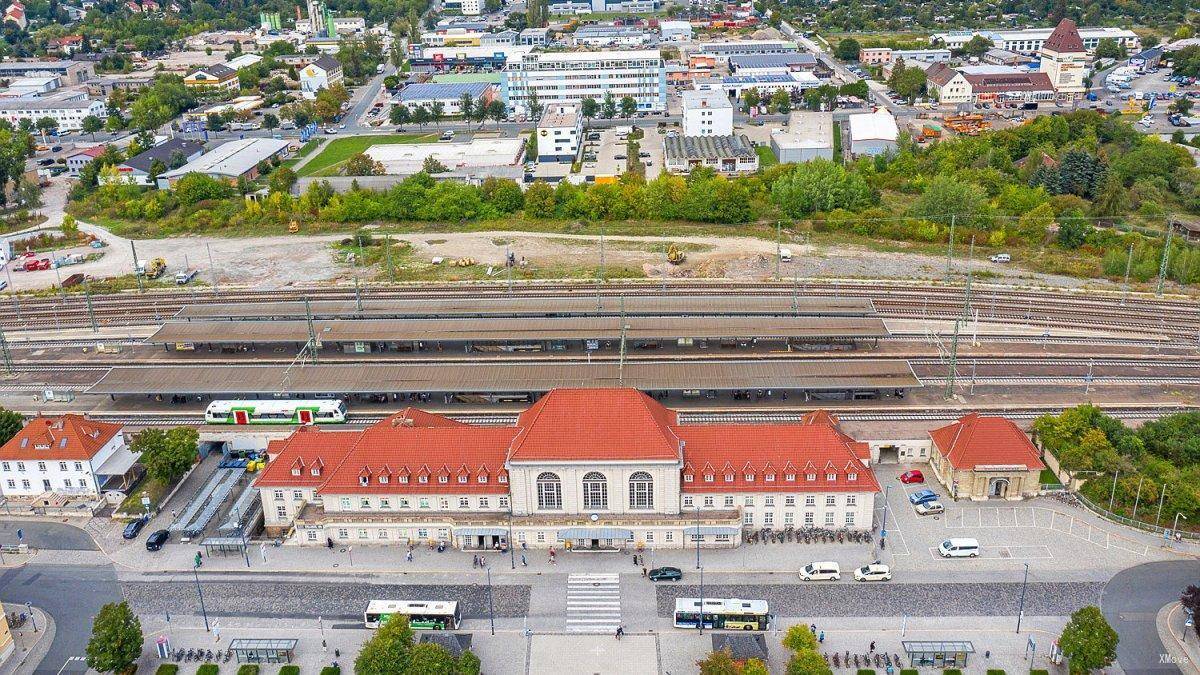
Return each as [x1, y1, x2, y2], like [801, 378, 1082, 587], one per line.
[873, 463, 1173, 582]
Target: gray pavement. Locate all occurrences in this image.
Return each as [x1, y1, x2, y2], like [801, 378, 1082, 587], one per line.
[1102, 560, 1200, 674]
[0, 522, 95, 552]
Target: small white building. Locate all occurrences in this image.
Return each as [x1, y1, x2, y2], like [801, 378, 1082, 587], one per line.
[770, 111, 833, 163]
[299, 55, 344, 97]
[573, 25, 650, 47]
[659, 20, 692, 43]
[719, 71, 821, 100]
[847, 109, 899, 157]
[681, 89, 733, 137]
[225, 53, 264, 70]
[1, 75, 61, 96]
[0, 414, 140, 499]
[664, 134, 759, 175]
[536, 103, 583, 163]
[364, 137, 525, 175]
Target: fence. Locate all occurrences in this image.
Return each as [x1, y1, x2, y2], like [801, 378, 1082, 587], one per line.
[1074, 491, 1199, 542]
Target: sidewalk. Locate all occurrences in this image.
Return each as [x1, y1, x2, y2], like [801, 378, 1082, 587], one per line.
[1156, 601, 1199, 673]
[0, 606, 54, 675]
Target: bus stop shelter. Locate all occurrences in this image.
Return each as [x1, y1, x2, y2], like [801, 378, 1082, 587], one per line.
[229, 639, 297, 664]
[901, 640, 974, 668]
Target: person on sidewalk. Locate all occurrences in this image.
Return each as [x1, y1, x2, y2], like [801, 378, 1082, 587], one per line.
[521, 554, 527, 566]
[869, 641, 875, 653]
[615, 626, 623, 641]
[406, 550, 413, 562]
[642, 566, 647, 578]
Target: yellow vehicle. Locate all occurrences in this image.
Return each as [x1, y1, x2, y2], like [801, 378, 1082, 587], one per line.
[667, 243, 686, 265]
[138, 257, 167, 279]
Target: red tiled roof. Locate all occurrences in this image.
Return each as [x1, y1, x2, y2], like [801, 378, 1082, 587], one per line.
[0, 414, 122, 462]
[1043, 18, 1085, 54]
[929, 413, 1045, 471]
[678, 421, 879, 493]
[508, 389, 682, 462]
[962, 71, 1054, 94]
[256, 426, 358, 488]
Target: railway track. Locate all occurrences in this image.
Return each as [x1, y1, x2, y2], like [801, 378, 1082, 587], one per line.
[4, 280, 1200, 336]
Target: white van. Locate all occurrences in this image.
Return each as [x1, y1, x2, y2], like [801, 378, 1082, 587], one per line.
[798, 561, 841, 581]
[989, 253, 1011, 263]
[938, 538, 980, 558]
[780, 247, 793, 262]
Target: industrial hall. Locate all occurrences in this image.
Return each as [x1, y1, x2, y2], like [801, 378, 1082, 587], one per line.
[255, 388, 882, 550]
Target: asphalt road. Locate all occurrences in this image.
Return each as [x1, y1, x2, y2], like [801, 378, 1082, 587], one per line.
[1101, 559, 1200, 674]
[0, 563, 122, 675]
[0, 520, 97, 551]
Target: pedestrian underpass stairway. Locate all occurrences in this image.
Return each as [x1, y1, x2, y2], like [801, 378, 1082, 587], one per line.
[565, 573, 621, 633]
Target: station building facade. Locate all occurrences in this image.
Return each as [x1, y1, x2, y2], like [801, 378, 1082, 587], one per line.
[256, 389, 880, 550]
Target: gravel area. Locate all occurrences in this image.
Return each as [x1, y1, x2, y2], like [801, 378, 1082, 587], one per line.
[655, 582, 1104, 617]
[122, 580, 531, 620]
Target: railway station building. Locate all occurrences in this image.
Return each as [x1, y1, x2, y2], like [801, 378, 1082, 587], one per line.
[926, 413, 1046, 500]
[254, 388, 880, 550]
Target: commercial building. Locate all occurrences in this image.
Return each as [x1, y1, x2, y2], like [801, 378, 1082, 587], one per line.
[927, 413, 1045, 500]
[770, 111, 833, 163]
[846, 109, 899, 157]
[573, 25, 652, 47]
[548, 0, 657, 13]
[0, 93, 106, 131]
[395, 82, 495, 114]
[256, 389, 880, 550]
[226, 53, 264, 70]
[332, 16, 366, 33]
[184, 63, 239, 91]
[411, 45, 535, 71]
[158, 137, 291, 188]
[86, 75, 155, 97]
[858, 47, 892, 65]
[681, 89, 733, 137]
[0, 60, 93, 85]
[982, 48, 1033, 67]
[0, 76, 61, 96]
[931, 25, 1138, 54]
[925, 62, 973, 104]
[65, 146, 104, 175]
[695, 40, 798, 63]
[183, 96, 264, 123]
[1038, 18, 1088, 98]
[299, 55, 344, 97]
[519, 27, 550, 46]
[502, 50, 667, 115]
[0, 414, 141, 499]
[536, 103, 583, 163]
[664, 134, 758, 175]
[964, 68, 1055, 104]
[420, 28, 486, 47]
[659, 20, 692, 43]
[363, 137, 525, 175]
[1129, 46, 1163, 72]
[482, 30, 518, 47]
[727, 53, 817, 76]
[717, 71, 821, 100]
[115, 137, 206, 186]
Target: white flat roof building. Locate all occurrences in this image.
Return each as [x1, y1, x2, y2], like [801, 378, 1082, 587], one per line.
[0, 92, 105, 130]
[502, 50, 667, 115]
[931, 26, 1138, 54]
[847, 109, 899, 157]
[659, 20, 692, 42]
[770, 111, 833, 163]
[536, 103, 583, 163]
[681, 89, 733, 137]
[364, 138, 525, 174]
[159, 137, 291, 186]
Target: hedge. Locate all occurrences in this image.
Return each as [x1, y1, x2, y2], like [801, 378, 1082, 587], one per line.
[1030, 671, 1050, 675]
[900, 671, 919, 675]
[857, 670, 876, 675]
[280, 667, 300, 675]
[986, 670, 1006, 675]
[156, 666, 179, 675]
[238, 666, 260, 675]
[319, 668, 340, 675]
[198, 666, 220, 675]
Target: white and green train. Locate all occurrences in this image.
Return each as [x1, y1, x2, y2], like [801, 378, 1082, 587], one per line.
[204, 399, 348, 425]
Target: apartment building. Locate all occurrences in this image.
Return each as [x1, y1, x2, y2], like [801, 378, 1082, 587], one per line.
[501, 50, 667, 115]
[536, 103, 583, 162]
[256, 389, 880, 550]
[0, 93, 106, 131]
[681, 89, 732, 136]
[0, 414, 140, 499]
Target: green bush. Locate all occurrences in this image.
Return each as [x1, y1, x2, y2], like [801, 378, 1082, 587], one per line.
[238, 666, 260, 675]
[319, 668, 340, 675]
[944, 671, 963, 675]
[900, 671, 919, 675]
[986, 671, 1006, 675]
[279, 667, 300, 675]
[156, 666, 179, 675]
[857, 670, 876, 675]
[198, 665, 220, 675]
[1030, 670, 1050, 675]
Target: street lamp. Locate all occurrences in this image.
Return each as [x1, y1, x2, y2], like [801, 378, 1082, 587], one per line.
[1015, 562, 1029, 634]
[193, 562, 210, 632]
[1172, 513, 1187, 545]
[879, 484, 892, 550]
[508, 505, 515, 570]
[694, 504, 701, 570]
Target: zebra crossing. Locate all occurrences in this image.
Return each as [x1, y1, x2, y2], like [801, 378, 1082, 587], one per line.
[565, 573, 621, 634]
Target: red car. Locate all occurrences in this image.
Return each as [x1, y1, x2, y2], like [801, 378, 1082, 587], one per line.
[899, 470, 924, 484]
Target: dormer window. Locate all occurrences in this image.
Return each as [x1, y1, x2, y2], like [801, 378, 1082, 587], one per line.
[724, 473, 733, 482]
[848, 473, 858, 481]
[458, 476, 468, 484]
[765, 473, 775, 482]
[785, 473, 795, 481]
[744, 474, 754, 482]
[683, 474, 694, 483]
[359, 475, 369, 486]
[399, 475, 409, 483]
[379, 475, 389, 484]
[704, 473, 714, 483]
[806, 473, 816, 481]
[826, 472, 836, 481]
[291, 468, 301, 476]
[311, 467, 321, 476]
[418, 476, 428, 484]
[498, 474, 507, 484]
[478, 475, 487, 483]
[438, 476, 448, 484]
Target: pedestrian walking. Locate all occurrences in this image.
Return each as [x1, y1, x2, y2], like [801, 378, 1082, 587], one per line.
[473, 555, 479, 568]
[869, 641, 875, 653]
[642, 566, 647, 577]
[406, 550, 413, 562]
[810, 623, 816, 634]
[521, 554, 527, 566]
[615, 626, 623, 641]
[818, 631, 825, 643]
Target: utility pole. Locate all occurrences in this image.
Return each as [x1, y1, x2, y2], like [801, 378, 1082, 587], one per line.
[354, 277, 363, 313]
[5, 263, 19, 321]
[385, 233, 394, 281]
[1154, 483, 1166, 528]
[775, 220, 782, 280]
[1156, 225, 1173, 297]
[83, 280, 97, 333]
[1121, 242, 1133, 306]
[206, 243, 219, 296]
[130, 240, 144, 293]
[944, 318, 960, 400]
[596, 227, 606, 312]
[618, 322, 628, 387]
[304, 297, 318, 365]
[944, 214, 956, 283]
[962, 236, 975, 320]
[1109, 469, 1119, 512]
[0, 327, 12, 375]
[1015, 562, 1029, 633]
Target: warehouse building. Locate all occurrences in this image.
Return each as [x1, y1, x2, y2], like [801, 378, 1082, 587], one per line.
[728, 53, 817, 76]
[363, 137, 524, 175]
[770, 111, 834, 163]
[157, 137, 290, 188]
[664, 134, 759, 175]
[0, 60, 93, 85]
[930, 25, 1138, 54]
[846, 109, 899, 157]
[395, 82, 495, 115]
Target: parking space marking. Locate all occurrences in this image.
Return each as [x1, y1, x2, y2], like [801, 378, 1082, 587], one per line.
[924, 545, 1052, 560]
[942, 506, 1149, 557]
[876, 501, 911, 558]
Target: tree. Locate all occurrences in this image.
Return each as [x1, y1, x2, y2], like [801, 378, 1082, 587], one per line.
[834, 37, 861, 61]
[459, 93, 474, 121]
[891, 67, 927, 101]
[35, 117, 58, 134]
[772, 159, 874, 216]
[429, 101, 445, 127]
[0, 409, 22, 446]
[910, 175, 991, 228]
[487, 100, 506, 126]
[269, 166, 298, 194]
[523, 180, 556, 217]
[1056, 215, 1093, 249]
[741, 87, 761, 113]
[81, 115, 103, 141]
[528, 89, 543, 120]
[1094, 38, 1126, 60]
[422, 156, 448, 173]
[697, 649, 741, 675]
[390, 104, 412, 127]
[782, 624, 818, 653]
[131, 427, 198, 484]
[405, 643, 456, 674]
[455, 649, 481, 675]
[619, 96, 637, 118]
[263, 113, 279, 130]
[602, 91, 617, 119]
[174, 172, 234, 205]
[355, 615, 414, 675]
[1182, 585, 1200, 640]
[1171, 97, 1194, 116]
[61, 213, 78, 238]
[85, 602, 142, 674]
[959, 34, 994, 57]
[581, 97, 598, 123]
[770, 89, 791, 114]
[412, 106, 430, 127]
[345, 153, 384, 176]
[481, 177, 523, 213]
[1059, 606, 1118, 674]
[786, 649, 831, 675]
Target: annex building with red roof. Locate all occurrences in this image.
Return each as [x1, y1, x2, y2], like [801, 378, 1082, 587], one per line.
[927, 413, 1046, 500]
[256, 388, 881, 550]
[0, 414, 140, 500]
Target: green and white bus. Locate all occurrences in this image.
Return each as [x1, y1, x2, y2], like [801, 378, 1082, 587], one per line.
[204, 399, 347, 425]
[363, 600, 461, 630]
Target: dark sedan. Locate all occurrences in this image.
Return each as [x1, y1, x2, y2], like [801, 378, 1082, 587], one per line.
[648, 566, 683, 581]
[145, 529, 170, 551]
[122, 516, 149, 540]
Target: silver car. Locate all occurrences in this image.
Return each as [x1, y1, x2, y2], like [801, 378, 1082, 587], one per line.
[915, 500, 945, 516]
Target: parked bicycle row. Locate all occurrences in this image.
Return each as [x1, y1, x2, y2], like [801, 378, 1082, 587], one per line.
[745, 527, 873, 545]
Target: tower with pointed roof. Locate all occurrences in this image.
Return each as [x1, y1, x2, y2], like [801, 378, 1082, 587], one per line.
[1039, 18, 1088, 99]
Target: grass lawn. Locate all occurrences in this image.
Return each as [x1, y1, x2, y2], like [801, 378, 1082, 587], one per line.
[117, 476, 172, 515]
[755, 145, 778, 168]
[297, 133, 436, 177]
[1040, 468, 1063, 486]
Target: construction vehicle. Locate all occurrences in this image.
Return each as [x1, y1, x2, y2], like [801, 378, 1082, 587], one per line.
[137, 257, 167, 279]
[288, 220, 300, 233]
[667, 243, 686, 265]
[943, 114, 992, 136]
[918, 124, 942, 141]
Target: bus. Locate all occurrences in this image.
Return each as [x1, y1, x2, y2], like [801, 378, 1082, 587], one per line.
[204, 399, 347, 425]
[364, 600, 461, 630]
[673, 598, 771, 631]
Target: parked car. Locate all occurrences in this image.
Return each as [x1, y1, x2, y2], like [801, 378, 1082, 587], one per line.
[648, 566, 682, 581]
[853, 563, 892, 581]
[122, 516, 149, 539]
[908, 489, 939, 505]
[899, 470, 924, 484]
[939, 538, 980, 558]
[914, 501, 945, 516]
[798, 561, 841, 581]
[145, 529, 170, 551]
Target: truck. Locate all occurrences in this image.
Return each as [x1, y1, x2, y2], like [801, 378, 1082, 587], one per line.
[229, 121, 262, 131]
[136, 257, 167, 279]
[61, 273, 86, 288]
[175, 268, 198, 285]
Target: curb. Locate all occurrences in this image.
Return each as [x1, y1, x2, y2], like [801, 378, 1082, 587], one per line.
[1156, 601, 1199, 672]
[0, 606, 56, 675]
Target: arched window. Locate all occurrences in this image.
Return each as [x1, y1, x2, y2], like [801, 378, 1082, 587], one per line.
[582, 471, 608, 510]
[536, 472, 562, 510]
[629, 471, 653, 510]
